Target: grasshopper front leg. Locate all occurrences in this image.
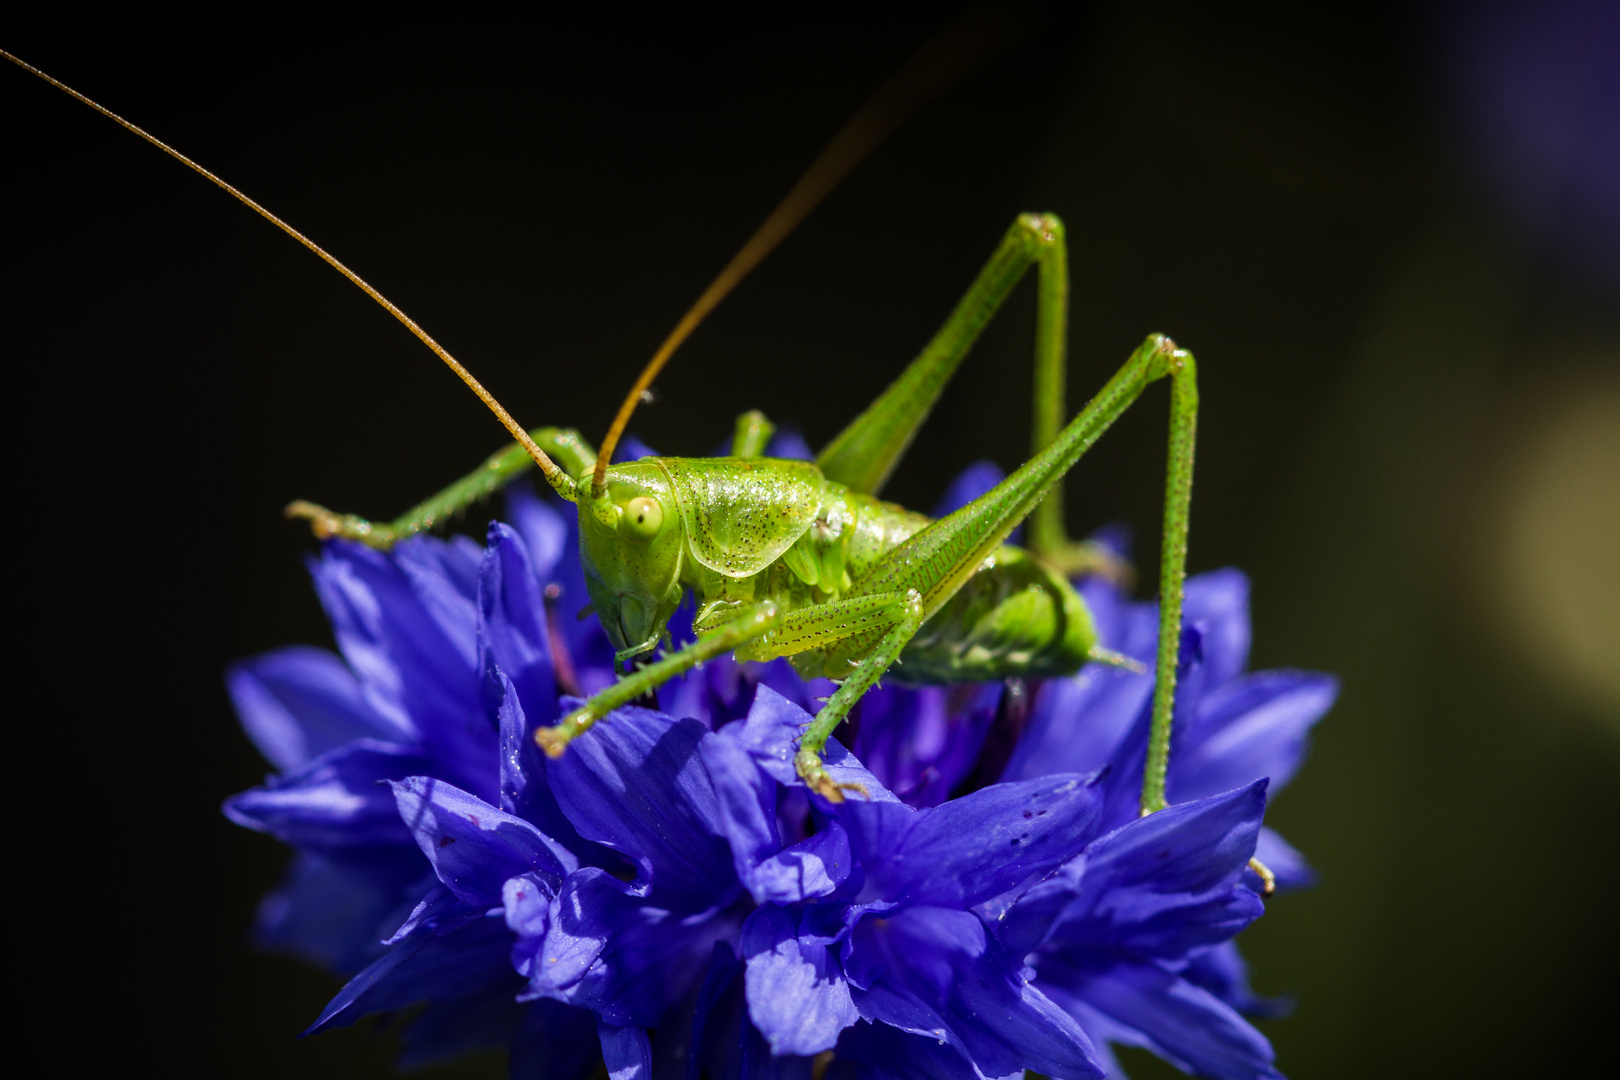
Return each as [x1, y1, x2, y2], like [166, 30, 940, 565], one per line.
[538, 588, 929, 801]
[287, 426, 598, 548]
[535, 601, 783, 756]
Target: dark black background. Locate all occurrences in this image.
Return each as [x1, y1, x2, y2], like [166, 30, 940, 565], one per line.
[7, 3, 1617, 1075]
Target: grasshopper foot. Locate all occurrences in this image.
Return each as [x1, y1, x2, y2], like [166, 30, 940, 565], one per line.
[794, 748, 869, 803]
[286, 500, 397, 549]
[535, 708, 594, 758]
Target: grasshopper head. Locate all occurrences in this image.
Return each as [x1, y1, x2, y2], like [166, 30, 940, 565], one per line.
[578, 461, 685, 662]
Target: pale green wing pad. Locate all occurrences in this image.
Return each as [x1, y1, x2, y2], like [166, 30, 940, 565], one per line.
[658, 458, 824, 578]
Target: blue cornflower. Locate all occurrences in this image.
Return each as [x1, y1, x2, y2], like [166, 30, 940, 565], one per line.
[995, 539, 1337, 1078]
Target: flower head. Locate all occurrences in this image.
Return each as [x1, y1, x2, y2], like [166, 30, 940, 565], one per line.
[222, 459, 1333, 1078]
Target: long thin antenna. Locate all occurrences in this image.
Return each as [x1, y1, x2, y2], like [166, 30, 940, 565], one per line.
[589, 1, 1035, 497]
[3, 48, 577, 501]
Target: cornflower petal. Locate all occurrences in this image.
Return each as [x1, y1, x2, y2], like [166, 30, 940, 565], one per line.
[305, 907, 512, 1036]
[226, 645, 408, 770]
[1036, 960, 1282, 1080]
[224, 739, 430, 850]
[733, 686, 897, 800]
[1181, 568, 1253, 690]
[701, 716, 854, 903]
[547, 707, 736, 904]
[391, 776, 569, 907]
[1172, 672, 1339, 803]
[495, 667, 597, 868]
[1000, 665, 1152, 785]
[599, 1021, 654, 1080]
[309, 538, 495, 799]
[837, 774, 1103, 908]
[530, 867, 740, 1027]
[1183, 941, 1294, 1020]
[479, 522, 560, 725]
[741, 905, 861, 1055]
[842, 907, 1101, 1080]
[1253, 826, 1316, 892]
[1007, 782, 1268, 959]
[250, 850, 427, 972]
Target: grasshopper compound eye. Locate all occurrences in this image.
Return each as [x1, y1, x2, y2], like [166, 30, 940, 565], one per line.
[622, 496, 664, 540]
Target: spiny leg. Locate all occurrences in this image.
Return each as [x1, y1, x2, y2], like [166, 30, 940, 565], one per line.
[287, 427, 597, 549]
[819, 334, 1197, 815]
[536, 601, 781, 756]
[789, 591, 927, 800]
[725, 591, 929, 800]
[812, 213, 1128, 581]
[1138, 343, 1197, 815]
[816, 214, 1068, 498]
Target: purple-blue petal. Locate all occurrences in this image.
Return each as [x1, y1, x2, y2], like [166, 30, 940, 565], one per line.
[855, 683, 1000, 808]
[304, 906, 508, 1036]
[226, 645, 408, 771]
[842, 906, 1102, 1080]
[224, 739, 430, 851]
[479, 521, 560, 725]
[503, 872, 553, 976]
[386, 882, 464, 945]
[309, 538, 494, 798]
[1000, 664, 1152, 785]
[504, 482, 571, 582]
[548, 707, 736, 904]
[1181, 569, 1252, 690]
[752, 825, 853, 904]
[1183, 941, 1294, 1020]
[1022, 782, 1268, 960]
[599, 1022, 654, 1080]
[495, 668, 594, 869]
[1035, 958, 1281, 1080]
[931, 460, 1003, 518]
[250, 849, 427, 973]
[391, 776, 568, 906]
[741, 905, 860, 1055]
[700, 725, 783, 896]
[767, 429, 815, 461]
[530, 867, 739, 1027]
[1172, 671, 1338, 803]
[839, 774, 1102, 909]
[733, 687, 898, 801]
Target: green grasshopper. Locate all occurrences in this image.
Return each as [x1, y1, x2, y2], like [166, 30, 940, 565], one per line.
[287, 213, 1195, 808]
[6, 49, 1211, 839]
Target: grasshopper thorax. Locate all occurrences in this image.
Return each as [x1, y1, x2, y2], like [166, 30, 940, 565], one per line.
[579, 461, 686, 662]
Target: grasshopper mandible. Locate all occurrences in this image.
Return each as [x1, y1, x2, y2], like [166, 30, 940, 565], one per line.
[4, 46, 1208, 832]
